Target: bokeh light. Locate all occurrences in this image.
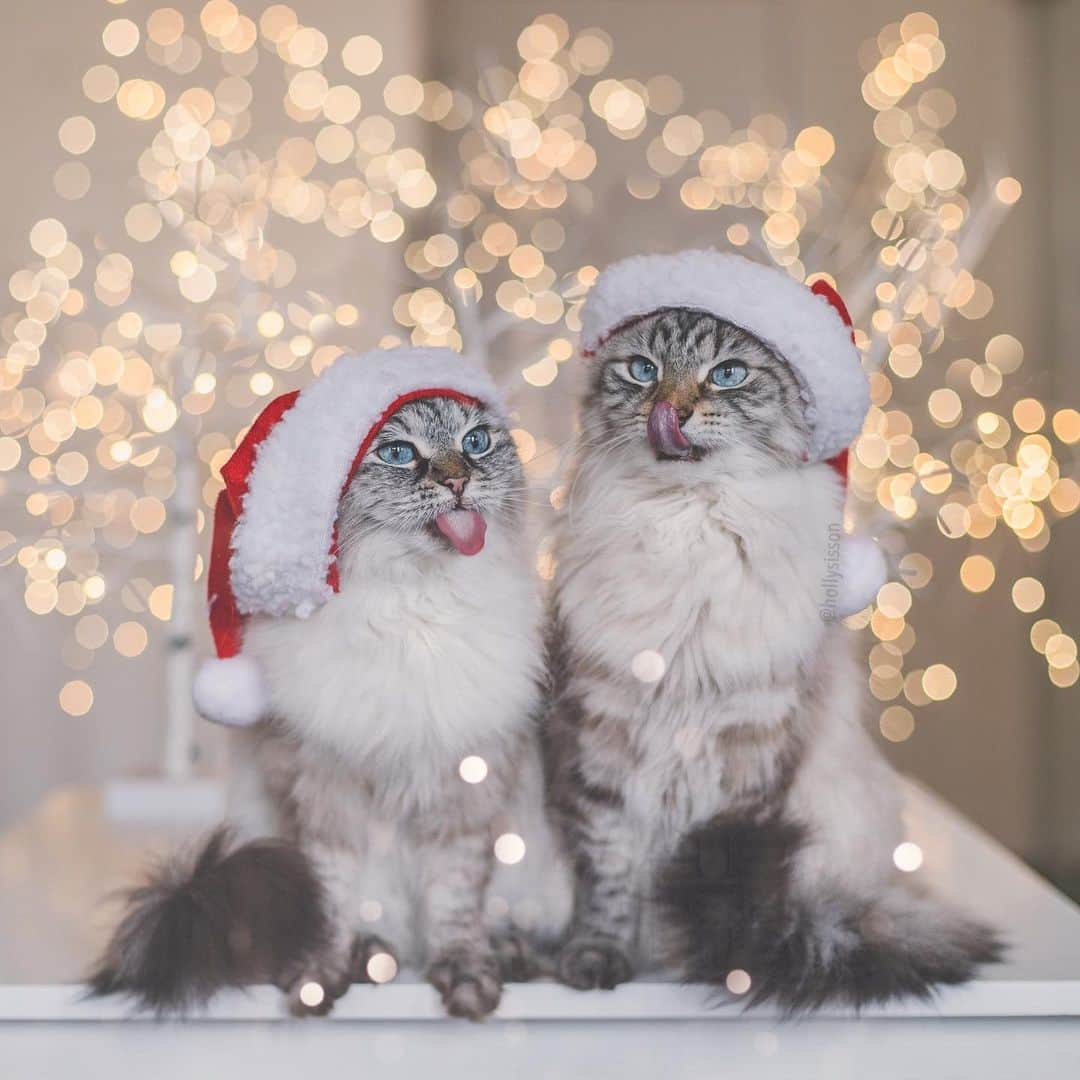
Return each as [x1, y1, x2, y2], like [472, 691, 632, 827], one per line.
[0, 5, 1070, 750]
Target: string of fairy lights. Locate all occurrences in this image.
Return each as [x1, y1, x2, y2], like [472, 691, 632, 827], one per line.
[840, 14, 1079, 736]
[0, 2, 1075, 753]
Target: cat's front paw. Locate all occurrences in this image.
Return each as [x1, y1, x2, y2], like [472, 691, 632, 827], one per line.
[282, 965, 351, 1017]
[494, 929, 543, 982]
[278, 946, 354, 1018]
[557, 936, 632, 990]
[350, 934, 399, 984]
[428, 946, 502, 1020]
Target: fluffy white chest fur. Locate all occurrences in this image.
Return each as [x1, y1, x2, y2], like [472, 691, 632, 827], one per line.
[561, 459, 842, 696]
[244, 528, 542, 796]
[558, 458, 845, 837]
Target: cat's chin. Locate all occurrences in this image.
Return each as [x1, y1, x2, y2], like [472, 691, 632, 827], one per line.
[633, 434, 709, 466]
[652, 444, 708, 464]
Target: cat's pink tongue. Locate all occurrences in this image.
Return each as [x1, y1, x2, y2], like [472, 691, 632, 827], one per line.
[647, 401, 692, 458]
[435, 509, 487, 556]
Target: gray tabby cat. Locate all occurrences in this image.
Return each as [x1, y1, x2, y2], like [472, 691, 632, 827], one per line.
[545, 305, 1000, 1007]
[92, 393, 570, 1018]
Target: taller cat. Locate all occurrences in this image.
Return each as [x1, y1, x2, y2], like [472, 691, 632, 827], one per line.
[545, 250, 1000, 1008]
[91, 347, 570, 1018]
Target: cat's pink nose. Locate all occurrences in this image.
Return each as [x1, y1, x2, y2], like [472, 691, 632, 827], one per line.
[647, 401, 692, 458]
[442, 475, 468, 495]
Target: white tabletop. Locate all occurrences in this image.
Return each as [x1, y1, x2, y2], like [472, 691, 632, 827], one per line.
[1, 779, 1078, 1077]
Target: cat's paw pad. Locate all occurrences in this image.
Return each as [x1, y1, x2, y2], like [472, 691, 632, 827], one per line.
[557, 937, 632, 990]
[428, 948, 502, 1021]
[350, 934, 399, 984]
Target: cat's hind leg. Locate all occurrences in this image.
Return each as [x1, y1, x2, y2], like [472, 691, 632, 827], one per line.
[773, 711, 1003, 1009]
[656, 695, 1002, 1010]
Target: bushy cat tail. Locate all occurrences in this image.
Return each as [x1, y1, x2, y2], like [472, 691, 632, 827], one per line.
[655, 815, 1003, 1013]
[88, 827, 328, 1014]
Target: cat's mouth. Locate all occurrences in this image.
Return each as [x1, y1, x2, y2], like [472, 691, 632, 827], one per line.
[432, 509, 487, 556]
[647, 401, 698, 461]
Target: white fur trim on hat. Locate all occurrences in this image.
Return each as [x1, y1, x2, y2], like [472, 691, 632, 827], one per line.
[579, 250, 869, 462]
[229, 347, 504, 619]
[193, 654, 269, 727]
[834, 533, 888, 619]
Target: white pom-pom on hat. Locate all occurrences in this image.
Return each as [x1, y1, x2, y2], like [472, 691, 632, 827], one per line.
[834, 533, 888, 619]
[193, 347, 508, 728]
[193, 655, 269, 729]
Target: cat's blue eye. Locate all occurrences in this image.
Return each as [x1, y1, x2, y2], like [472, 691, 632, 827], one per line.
[627, 356, 659, 384]
[376, 441, 416, 466]
[461, 426, 492, 456]
[708, 361, 749, 389]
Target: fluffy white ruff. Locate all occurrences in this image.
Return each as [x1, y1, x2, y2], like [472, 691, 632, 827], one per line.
[579, 250, 868, 462]
[230, 347, 504, 620]
[193, 654, 269, 728]
[242, 524, 542, 808]
[558, 456, 848, 707]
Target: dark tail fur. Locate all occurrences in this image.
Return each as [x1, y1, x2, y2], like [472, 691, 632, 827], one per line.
[88, 828, 328, 1013]
[656, 815, 1003, 1012]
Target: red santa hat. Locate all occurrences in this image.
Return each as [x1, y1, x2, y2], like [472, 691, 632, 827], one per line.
[192, 346, 505, 728]
[580, 249, 886, 618]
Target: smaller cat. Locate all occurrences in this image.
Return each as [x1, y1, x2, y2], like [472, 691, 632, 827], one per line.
[90, 349, 571, 1018]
